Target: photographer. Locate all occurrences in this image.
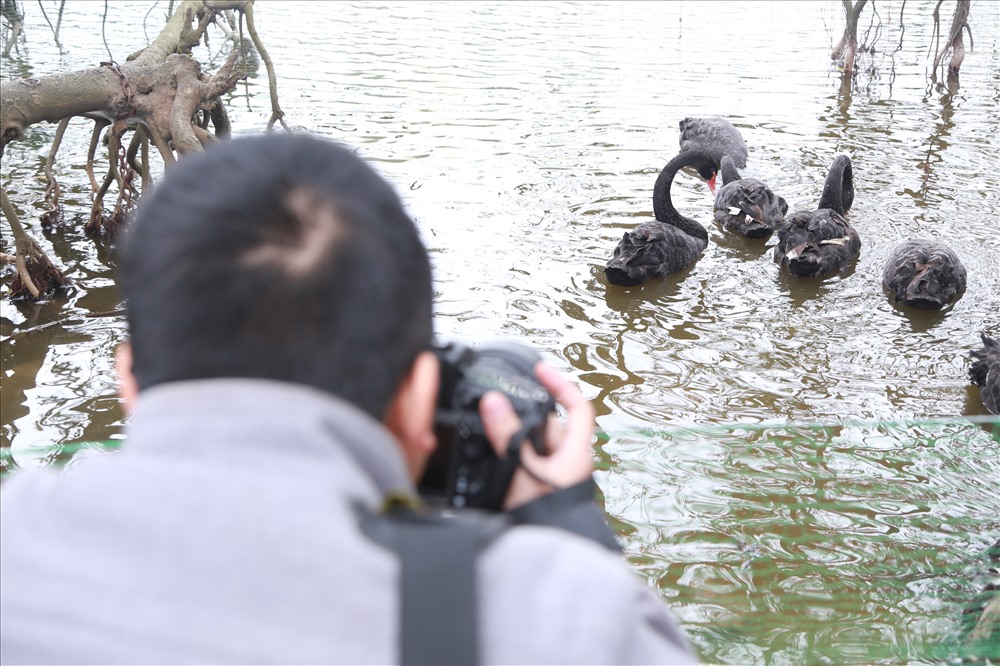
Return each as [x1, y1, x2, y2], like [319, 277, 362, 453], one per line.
[0, 133, 697, 664]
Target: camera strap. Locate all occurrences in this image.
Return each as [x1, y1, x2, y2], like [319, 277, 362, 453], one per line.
[361, 500, 509, 666]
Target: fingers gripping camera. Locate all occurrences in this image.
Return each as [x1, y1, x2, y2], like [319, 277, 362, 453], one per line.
[418, 339, 557, 511]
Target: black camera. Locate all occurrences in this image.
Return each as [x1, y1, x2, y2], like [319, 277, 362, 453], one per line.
[418, 338, 557, 511]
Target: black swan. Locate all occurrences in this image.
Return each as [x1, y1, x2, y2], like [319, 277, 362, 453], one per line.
[713, 155, 788, 239]
[969, 332, 999, 415]
[604, 151, 718, 287]
[882, 239, 967, 310]
[678, 117, 748, 170]
[773, 154, 860, 278]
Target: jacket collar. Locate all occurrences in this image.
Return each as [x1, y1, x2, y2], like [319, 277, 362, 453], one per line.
[124, 378, 416, 502]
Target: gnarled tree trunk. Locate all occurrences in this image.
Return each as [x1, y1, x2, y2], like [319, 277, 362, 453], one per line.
[1, 0, 286, 301]
[831, 0, 869, 78]
[931, 0, 972, 81]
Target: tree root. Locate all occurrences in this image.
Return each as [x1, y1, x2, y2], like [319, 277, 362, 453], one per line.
[40, 117, 70, 229]
[85, 119, 109, 194]
[86, 128, 133, 243]
[1, 185, 70, 301]
[2, 0, 290, 273]
[126, 127, 153, 192]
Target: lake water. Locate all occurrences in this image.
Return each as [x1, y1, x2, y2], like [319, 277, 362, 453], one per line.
[2, 1, 999, 663]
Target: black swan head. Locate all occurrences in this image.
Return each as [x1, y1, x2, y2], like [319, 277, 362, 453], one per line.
[882, 239, 967, 310]
[969, 332, 1000, 415]
[773, 155, 860, 278]
[678, 116, 748, 170]
[713, 155, 789, 239]
[605, 151, 717, 287]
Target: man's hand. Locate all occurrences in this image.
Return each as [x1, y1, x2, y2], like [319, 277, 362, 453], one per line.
[479, 362, 596, 510]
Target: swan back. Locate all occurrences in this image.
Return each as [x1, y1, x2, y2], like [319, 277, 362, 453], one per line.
[773, 209, 860, 277]
[882, 239, 967, 310]
[714, 156, 788, 239]
[678, 117, 748, 169]
[605, 222, 708, 286]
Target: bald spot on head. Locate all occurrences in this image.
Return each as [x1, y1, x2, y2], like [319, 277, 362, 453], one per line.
[240, 187, 344, 277]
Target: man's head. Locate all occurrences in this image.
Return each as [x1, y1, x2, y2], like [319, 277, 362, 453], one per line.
[116, 133, 434, 422]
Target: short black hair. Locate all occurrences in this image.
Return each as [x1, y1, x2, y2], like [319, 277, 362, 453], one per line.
[117, 133, 434, 419]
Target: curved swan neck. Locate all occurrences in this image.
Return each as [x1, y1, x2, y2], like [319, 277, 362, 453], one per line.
[652, 151, 714, 240]
[818, 155, 854, 215]
[720, 155, 742, 185]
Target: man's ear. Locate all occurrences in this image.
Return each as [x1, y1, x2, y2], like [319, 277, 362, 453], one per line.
[115, 342, 139, 414]
[383, 350, 439, 483]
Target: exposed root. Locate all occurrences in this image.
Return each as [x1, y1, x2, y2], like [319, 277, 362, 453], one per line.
[148, 126, 176, 166]
[1, 185, 70, 301]
[209, 100, 231, 139]
[39, 207, 64, 229]
[39, 117, 70, 229]
[9, 235, 69, 300]
[85, 119, 109, 194]
[86, 129, 134, 243]
[126, 127, 153, 192]
[85, 207, 129, 244]
[3, 0, 290, 273]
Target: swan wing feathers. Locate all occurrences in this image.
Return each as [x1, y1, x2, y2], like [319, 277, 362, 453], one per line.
[713, 178, 786, 238]
[773, 209, 861, 276]
[882, 239, 967, 308]
[605, 222, 702, 285]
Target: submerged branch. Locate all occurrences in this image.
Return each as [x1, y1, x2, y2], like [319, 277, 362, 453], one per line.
[241, 2, 287, 130]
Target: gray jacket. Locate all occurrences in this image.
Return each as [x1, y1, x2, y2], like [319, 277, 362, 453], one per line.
[1, 379, 697, 664]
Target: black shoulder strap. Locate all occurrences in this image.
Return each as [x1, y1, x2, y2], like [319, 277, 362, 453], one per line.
[361, 506, 508, 666]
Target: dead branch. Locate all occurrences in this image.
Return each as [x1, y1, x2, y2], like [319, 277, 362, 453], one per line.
[832, 0, 869, 78]
[1, 0, 24, 57]
[241, 1, 287, 131]
[931, 0, 971, 80]
[36, 0, 64, 51]
[894, 1, 907, 54]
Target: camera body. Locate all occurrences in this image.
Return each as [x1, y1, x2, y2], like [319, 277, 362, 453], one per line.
[418, 338, 556, 511]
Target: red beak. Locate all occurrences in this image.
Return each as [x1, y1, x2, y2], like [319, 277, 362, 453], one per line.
[707, 173, 717, 196]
